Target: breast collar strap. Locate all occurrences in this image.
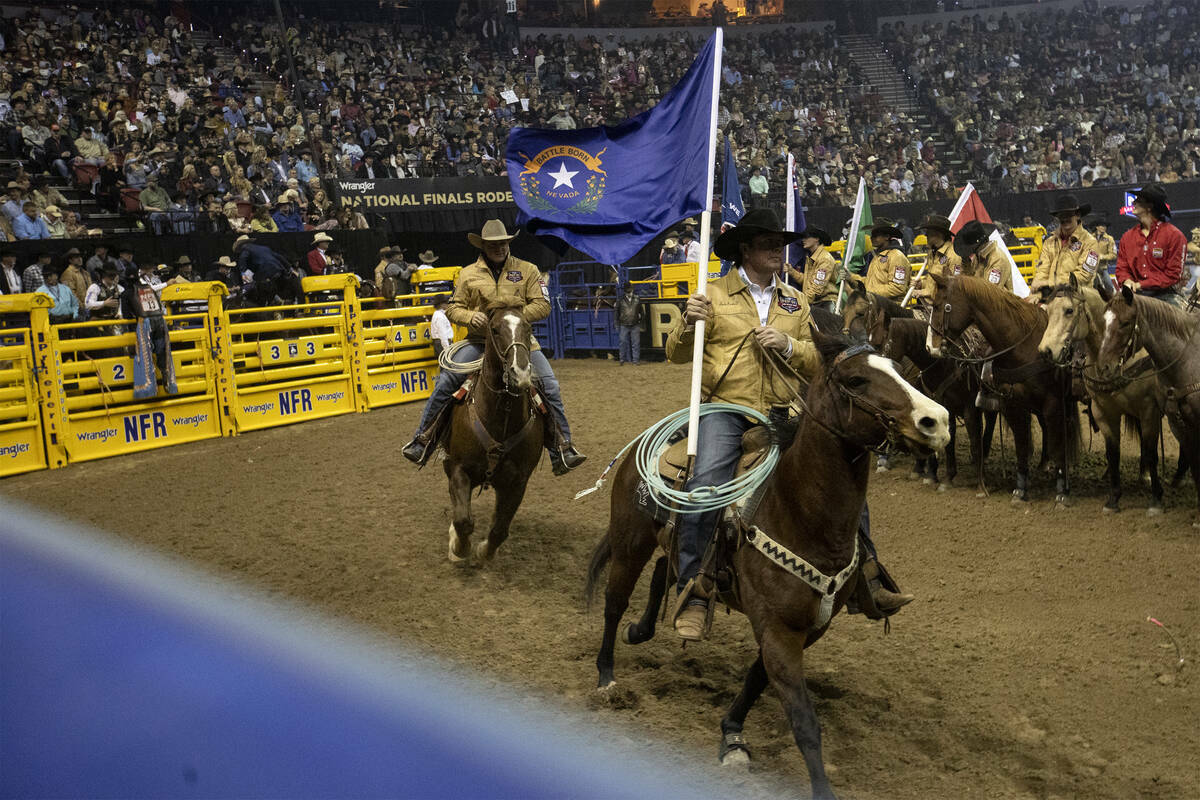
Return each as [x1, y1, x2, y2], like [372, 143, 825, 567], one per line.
[744, 524, 860, 631]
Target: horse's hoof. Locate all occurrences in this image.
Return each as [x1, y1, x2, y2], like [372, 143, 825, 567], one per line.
[922, 477, 935, 486]
[876, 465, 890, 474]
[1147, 506, 1163, 517]
[620, 623, 637, 645]
[1102, 505, 1119, 515]
[719, 732, 751, 768]
[1054, 502, 1069, 512]
[447, 523, 466, 563]
[937, 483, 949, 493]
[1011, 493, 1029, 505]
[471, 539, 492, 565]
[908, 471, 921, 481]
[720, 749, 750, 768]
[597, 680, 616, 692]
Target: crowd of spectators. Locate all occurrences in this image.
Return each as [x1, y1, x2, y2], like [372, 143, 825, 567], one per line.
[890, 0, 1200, 194]
[3, 0, 1200, 246]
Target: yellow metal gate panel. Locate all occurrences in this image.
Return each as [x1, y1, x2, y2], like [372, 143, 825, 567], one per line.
[359, 302, 440, 409]
[0, 328, 48, 477]
[229, 297, 358, 432]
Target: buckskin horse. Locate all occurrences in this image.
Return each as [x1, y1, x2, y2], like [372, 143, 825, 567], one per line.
[1038, 276, 1172, 514]
[925, 273, 1079, 505]
[584, 329, 949, 800]
[443, 298, 544, 563]
[1097, 287, 1200, 527]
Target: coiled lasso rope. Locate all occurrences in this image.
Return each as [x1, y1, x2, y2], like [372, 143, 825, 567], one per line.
[574, 402, 780, 514]
[438, 339, 482, 374]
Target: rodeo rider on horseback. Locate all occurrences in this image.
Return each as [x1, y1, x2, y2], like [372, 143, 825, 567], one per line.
[667, 208, 913, 641]
[402, 219, 587, 476]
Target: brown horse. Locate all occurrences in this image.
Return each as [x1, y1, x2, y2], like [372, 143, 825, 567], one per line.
[585, 329, 949, 800]
[1038, 276, 1170, 514]
[1097, 287, 1200, 526]
[925, 273, 1079, 505]
[443, 298, 544, 563]
[840, 283, 913, 341]
[877, 314, 997, 489]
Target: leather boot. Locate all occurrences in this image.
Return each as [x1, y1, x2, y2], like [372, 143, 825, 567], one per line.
[543, 414, 586, 475]
[861, 557, 913, 613]
[401, 429, 436, 465]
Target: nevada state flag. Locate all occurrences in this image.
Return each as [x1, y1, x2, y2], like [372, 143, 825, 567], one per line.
[506, 33, 718, 264]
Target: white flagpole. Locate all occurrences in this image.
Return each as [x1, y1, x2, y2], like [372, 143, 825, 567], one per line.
[686, 27, 724, 458]
[784, 153, 796, 284]
[834, 177, 866, 314]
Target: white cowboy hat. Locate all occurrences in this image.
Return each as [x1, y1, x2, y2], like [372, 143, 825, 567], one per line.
[232, 235, 251, 251]
[215, 255, 237, 267]
[313, 232, 333, 244]
[418, 249, 438, 264]
[467, 218, 518, 249]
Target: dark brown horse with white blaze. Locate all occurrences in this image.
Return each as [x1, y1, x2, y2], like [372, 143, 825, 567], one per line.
[585, 330, 949, 800]
[443, 299, 544, 564]
[925, 273, 1079, 505]
[1097, 287, 1200, 527]
[1038, 276, 1171, 514]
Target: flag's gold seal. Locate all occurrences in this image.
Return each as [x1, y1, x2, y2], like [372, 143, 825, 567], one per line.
[516, 146, 607, 215]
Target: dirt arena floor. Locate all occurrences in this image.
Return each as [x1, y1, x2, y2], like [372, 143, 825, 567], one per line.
[6, 358, 1198, 800]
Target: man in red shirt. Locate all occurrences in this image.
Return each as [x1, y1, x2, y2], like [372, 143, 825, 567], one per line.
[1116, 183, 1187, 308]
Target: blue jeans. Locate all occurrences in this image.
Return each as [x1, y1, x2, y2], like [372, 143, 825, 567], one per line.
[618, 324, 640, 363]
[677, 411, 754, 591]
[412, 343, 571, 443]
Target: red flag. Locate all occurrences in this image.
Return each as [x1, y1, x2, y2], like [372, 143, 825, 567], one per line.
[948, 184, 992, 233]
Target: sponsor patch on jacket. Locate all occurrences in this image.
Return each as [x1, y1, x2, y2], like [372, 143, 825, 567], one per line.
[1069, 240, 1082, 252]
[777, 295, 800, 313]
[506, 270, 523, 283]
[1084, 251, 1099, 271]
[539, 278, 549, 300]
[1152, 247, 1164, 258]
[939, 255, 948, 265]
[988, 267, 1002, 284]
[814, 268, 827, 283]
[893, 267, 907, 284]
[952, 263, 963, 276]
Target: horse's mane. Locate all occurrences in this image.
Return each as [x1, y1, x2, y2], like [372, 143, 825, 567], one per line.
[886, 317, 928, 355]
[872, 294, 914, 319]
[1134, 293, 1199, 341]
[485, 297, 526, 314]
[809, 304, 842, 334]
[957, 275, 1044, 330]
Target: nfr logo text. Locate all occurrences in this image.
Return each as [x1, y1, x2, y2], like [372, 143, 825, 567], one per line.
[124, 412, 167, 442]
[278, 388, 313, 415]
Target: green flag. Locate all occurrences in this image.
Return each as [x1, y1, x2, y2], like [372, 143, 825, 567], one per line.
[835, 178, 872, 312]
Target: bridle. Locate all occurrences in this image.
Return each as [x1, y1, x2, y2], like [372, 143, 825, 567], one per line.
[482, 312, 532, 397]
[928, 291, 1036, 365]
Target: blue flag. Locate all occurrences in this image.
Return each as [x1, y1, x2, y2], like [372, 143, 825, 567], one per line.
[506, 33, 718, 264]
[721, 136, 744, 226]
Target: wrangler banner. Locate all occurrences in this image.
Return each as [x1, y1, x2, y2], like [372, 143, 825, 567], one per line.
[333, 177, 518, 232]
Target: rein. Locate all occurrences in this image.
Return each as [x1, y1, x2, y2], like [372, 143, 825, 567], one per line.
[929, 297, 1037, 365]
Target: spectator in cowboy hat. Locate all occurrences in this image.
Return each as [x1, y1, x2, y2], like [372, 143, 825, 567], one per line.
[659, 232, 684, 265]
[912, 214, 962, 301]
[116, 243, 138, 281]
[59, 247, 90, 308]
[403, 218, 586, 476]
[954, 220, 1013, 292]
[416, 249, 438, 270]
[307, 231, 334, 275]
[862, 218, 911, 299]
[1115, 183, 1188, 306]
[271, 191, 304, 232]
[205, 255, 240, 291]
[168, 255, 197, 284]
[43, 205, 66, 238]
[1030, 194, 1099, 293]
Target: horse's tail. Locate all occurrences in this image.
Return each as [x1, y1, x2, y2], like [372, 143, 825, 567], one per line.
[583, 533, 613, 612]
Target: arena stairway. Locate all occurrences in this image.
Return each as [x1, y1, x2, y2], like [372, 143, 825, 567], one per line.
[840, 33, 968, 182]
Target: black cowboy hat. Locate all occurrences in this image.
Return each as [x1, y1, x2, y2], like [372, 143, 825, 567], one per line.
[800, 226, 832, 247]
[712, 208, 801, 261]
[952, 220, 996, 258]
[869, 219, 903, 240]
[1084, 212, 1110, 228]
[1131, 183, 1170, 217]
[917, 214, 954, 238]
[1049, 194, 1092, 218]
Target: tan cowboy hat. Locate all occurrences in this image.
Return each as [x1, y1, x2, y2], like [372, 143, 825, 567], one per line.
[467, 219, 518, 249]
[418, 249, 438, 264]
[44, 205, 61, 216]
[232, 235, 251, 251]
[313, 232, 333, 244]
[176, 255, 192, 265]
[663, 237, 678, 249]
[215, 255, 237, 267]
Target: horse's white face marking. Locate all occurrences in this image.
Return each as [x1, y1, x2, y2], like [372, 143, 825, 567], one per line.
[503, 311, 532, 387]
[925, 321, 941, 357]
[867, 354, 951, 450]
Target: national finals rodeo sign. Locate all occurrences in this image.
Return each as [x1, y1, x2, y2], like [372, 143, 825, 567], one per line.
[333, 177, 515, 211]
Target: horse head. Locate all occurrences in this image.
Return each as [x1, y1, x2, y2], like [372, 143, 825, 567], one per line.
[923, 271, 973, 357]
[1097, 284, 1139, 375]
[1038, 274, 1090, 366]
[809, 326, 950, 457]
[485, 298, 533, 392]
[840, 283, 871, 341]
